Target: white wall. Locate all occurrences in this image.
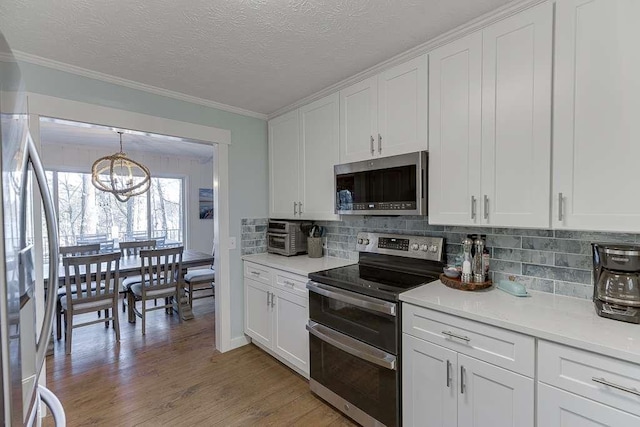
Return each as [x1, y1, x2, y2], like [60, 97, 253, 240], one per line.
[39, 142, 215, 253]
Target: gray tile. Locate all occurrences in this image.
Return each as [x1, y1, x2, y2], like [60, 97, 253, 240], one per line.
[406, 220, 426, 231]
[492, 228, 554, 237]
[445, 244, 462, 255]
[493, 272, 554, 293]
[241, 225, 254, 233]
[486, 235, 522, 249]
[242, 240, 256, 248]
[522, 264, 591, 285]
[255, 225, 267, 232]
[442, 232, 468, 246]
[492, 248, 554, 265]
[522, 237, 590, 254]
[489, 259, 521, 275]
[254, 218, 268, 226]
[425, 224, 445, 232]
[554, 230, 637, 243]
[554, 281, 594, 300]
[554, 253, 592, 270]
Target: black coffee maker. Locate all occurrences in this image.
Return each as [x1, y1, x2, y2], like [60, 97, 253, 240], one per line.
[592, 243, 640, 323]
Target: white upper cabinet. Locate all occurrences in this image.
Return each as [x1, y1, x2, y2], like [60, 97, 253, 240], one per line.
[269, 93, 340, 220]
[377, 55, 428, 158]
[299, 93, 340, 221]
[339, 76, 378, 163]
[553, 0, 640, 232]
[340, 55, 427, 163]
[269, 109, 300, 219]
[481, 1, 553, 228]
[428, 32, 483, 226]
[429, 2, 552, 228]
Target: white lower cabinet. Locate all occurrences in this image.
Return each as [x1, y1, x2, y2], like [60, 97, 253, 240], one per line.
[538, 383, 640, 427]
[243, 261, 309, 377]
[402, 304, 534, 427]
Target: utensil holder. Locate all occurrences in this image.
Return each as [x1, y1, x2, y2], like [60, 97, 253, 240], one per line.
[307, 237, 323, 258]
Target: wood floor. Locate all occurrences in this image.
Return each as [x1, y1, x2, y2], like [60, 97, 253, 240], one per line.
[43, 298, 356, 426]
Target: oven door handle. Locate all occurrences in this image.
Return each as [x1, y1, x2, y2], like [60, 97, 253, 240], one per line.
[306, 281, 396, 316]
[306, 321, 397, 370]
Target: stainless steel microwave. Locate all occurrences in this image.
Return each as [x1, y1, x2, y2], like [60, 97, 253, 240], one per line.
[334, 151, 427, 216]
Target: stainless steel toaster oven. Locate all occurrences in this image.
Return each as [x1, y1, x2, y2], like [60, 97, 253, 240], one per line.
[266, 220, 308, 256]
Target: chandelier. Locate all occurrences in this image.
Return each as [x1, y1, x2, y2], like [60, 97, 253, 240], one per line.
[91, 131, 151, 202]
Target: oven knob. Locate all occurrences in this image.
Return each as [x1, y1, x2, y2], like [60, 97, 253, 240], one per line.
[357, 238, 364, 244]
[419, 244, 429, 252]
[411, 243, 420, 251]
[363, 238, 370, 245]
[429, 245, 439, 253]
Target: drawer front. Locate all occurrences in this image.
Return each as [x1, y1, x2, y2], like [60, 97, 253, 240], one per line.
[274, 271, 308, 299]
[244, 262, 272, 285]
[538, 383, 640, 427]
[402, 304, 534, 377]
[539, 340, 640, 416]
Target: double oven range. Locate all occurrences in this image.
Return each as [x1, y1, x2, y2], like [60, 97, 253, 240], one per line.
[307, 232, 444, 427]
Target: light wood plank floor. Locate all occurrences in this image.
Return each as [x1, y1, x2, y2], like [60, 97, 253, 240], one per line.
[43, 297, 356, 426]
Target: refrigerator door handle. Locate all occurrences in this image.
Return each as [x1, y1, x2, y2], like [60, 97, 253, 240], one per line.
[25, 136, 59, 374]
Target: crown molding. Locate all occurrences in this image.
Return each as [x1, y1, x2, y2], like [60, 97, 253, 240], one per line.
[267, 0, 548, 120]
[10, 50, 268, 121]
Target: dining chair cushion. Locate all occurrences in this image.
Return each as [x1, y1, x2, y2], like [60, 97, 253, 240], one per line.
[184, 268, 215, 283]
[59, 293, 115, 311]
[129, 281, 176, 299]
[122, 275, 143, 289]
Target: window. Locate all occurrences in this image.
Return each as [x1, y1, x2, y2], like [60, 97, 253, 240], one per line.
[46, 170, 184, 249]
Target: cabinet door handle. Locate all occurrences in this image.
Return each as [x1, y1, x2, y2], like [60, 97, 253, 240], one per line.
[270, 292, 275, 308]
[483, 195, 489, 220]
[378, 133, 382, 153]
[592, 377, 640, 396]
[471, 196, 477, 220]
[460, 365, 466, 394]
[293, 201, 298, 215]
[446, 360, 452, 388]
[299, 202, 303, 215]
[370, 135, 375, 155]
[266, 291, 271, 307]
[250, 271, 260, 277]
[442, 330, 471, 342]
[558, 193, 564, 221]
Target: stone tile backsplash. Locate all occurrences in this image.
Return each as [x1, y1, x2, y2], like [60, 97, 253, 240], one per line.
[240, 215, 640, 300]
[313, 216, 640, 300]
[240, 218, 267, 255]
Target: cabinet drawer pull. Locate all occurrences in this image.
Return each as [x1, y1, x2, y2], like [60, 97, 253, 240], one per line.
[250, 271, 260, 276]
[460, 365, 466, 394]
[283, 280, 296, 287]
[592, 377, 640, 397]
[446, 360, 452, 388]
[442, 330, 471, 342]
[370, 135, 374, 155]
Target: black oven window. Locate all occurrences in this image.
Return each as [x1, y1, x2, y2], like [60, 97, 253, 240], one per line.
[336, 165, 416, 204]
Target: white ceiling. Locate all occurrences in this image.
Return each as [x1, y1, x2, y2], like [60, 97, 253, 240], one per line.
[0, 0, 512, 116]
[40, 119, 215, 160]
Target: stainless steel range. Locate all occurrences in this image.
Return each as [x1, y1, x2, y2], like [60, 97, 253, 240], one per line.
[307, 232, 444, 427]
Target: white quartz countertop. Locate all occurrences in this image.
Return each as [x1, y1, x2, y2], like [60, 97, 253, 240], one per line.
[400, 281, 640, 365]
[241, 253, 356, 276]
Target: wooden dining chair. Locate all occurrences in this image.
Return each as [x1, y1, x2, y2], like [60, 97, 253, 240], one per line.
[183, 248, 215, 307]
[60, 252, 122, 354]
[127, 246, 184, 335]
[119, 240, 157, 313]
[56, 243, 101, 340]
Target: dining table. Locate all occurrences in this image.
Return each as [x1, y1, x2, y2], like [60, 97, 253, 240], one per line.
[44, 248, 215, 323]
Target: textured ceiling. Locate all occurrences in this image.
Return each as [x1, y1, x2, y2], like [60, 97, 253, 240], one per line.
[0, 0, 511, 115]
[40, 119, 214, 160]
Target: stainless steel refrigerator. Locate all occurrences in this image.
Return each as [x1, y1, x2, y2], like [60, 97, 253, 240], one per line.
[0, 33, 65, 426]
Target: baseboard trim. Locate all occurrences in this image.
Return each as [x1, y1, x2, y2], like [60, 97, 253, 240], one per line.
[225, 335, 252, 352]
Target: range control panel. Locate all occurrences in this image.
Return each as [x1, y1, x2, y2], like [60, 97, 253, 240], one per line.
[355, 232, 444, 261]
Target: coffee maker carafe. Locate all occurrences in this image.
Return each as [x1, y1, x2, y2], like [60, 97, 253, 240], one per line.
[592, 243, 640, 323]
